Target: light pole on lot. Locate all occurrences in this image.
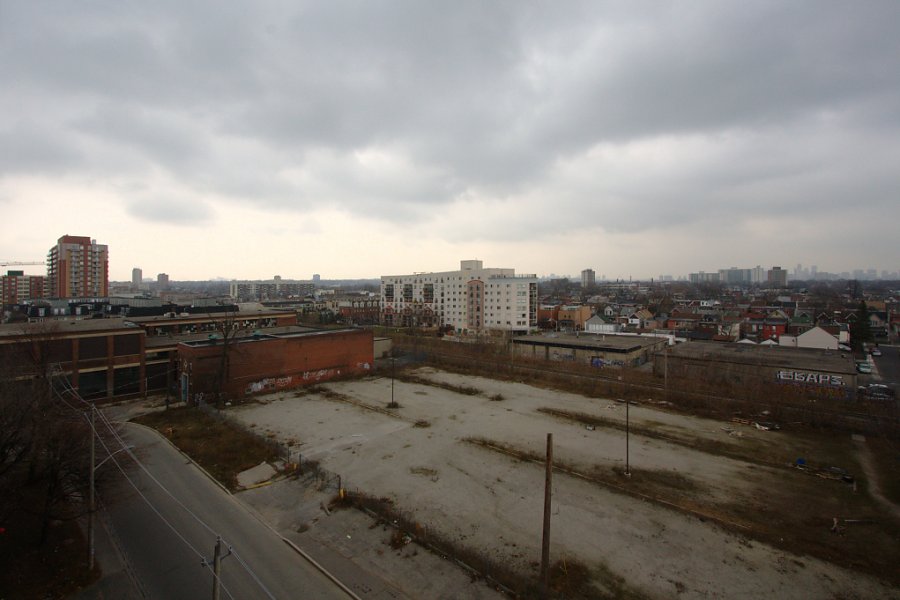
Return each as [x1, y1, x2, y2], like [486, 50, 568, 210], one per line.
[625, 399, 631, 477]
[388, 355, 398, 409]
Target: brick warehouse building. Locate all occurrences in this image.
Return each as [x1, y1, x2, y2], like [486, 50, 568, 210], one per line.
[1, 308, 371, 401]
[0, 318, 146, 399]
[177, 327, 373, 401]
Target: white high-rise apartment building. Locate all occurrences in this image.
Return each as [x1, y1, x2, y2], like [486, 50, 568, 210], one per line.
[380, 260, 538, 334]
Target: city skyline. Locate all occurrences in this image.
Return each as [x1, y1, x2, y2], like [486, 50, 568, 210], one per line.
[4, 251, 898, 284]
[2, 2, 899, 281]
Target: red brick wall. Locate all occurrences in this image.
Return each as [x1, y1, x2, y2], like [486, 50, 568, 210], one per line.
[180, 329, 373, 398]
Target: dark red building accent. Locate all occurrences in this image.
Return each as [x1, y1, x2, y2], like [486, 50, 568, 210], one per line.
[178, 328, 373, 400]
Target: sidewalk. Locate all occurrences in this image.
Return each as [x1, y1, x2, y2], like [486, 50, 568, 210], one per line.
[69, 508, 144, 600]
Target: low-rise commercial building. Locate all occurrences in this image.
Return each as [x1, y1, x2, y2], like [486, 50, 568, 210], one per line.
[654, 341, 856, 398]
[513, 333, 667, 367]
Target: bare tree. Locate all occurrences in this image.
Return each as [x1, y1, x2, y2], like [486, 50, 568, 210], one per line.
[210, 308, 250, 407]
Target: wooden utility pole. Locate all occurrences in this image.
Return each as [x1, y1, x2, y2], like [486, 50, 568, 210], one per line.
[540, 433, 553, 598]
[625, 400, 631, 476]
[664, 343, 669, 404]
[212, 536, 223, 600]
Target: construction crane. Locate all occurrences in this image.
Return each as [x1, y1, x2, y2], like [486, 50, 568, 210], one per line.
[1, 260, 45, 267]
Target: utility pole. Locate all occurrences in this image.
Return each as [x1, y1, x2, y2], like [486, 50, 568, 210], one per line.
[625, 400, 631, 477]
[664, 343, 669, 404]
[87, 404, 96, 571]
[388, 355, 398, 408]
[540, 433, 553, 598]
[212, 536, 222, 600]
[207, 536, 231, 600]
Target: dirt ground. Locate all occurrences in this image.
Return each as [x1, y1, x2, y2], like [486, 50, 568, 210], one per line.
[231, 368, 900, 599]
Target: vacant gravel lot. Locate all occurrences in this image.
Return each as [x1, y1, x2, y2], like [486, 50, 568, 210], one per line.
[232, 368, 899, 599]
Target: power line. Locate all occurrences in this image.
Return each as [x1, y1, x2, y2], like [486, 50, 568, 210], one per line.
[47, 376, 269, 599]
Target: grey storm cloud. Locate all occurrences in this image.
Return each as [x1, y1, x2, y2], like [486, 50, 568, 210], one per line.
[2, 0, 899, 248]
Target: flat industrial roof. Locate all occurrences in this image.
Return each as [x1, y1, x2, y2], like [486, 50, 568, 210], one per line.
[178, 326, 365, 348]
[665, 341, 856, 374]
[127, 308, 295, 324]
[0, 317, 136, 339]
[144, 325, 320, 349]
[513, 333, 666, 353]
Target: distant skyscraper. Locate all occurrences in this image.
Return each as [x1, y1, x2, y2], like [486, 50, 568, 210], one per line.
[132, 267, 142, 288]
[157, 273, 169, 290]
[46, 235, 109, 298]
[751, 266, 766, 284]
[312, 274, 321, 283]
[581, 268, 596, 289]
[767, 266, 787, 287]
[718, 267, 752, 285]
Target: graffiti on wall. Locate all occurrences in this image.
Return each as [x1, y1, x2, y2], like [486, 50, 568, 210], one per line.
[302, 368, 347, 381]
[244, 375, 294, 395]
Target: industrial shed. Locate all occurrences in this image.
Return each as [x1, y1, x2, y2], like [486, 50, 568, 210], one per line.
[512, 333, 667, 367]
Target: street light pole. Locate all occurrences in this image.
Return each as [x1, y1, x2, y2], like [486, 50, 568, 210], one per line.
[88, 404, 95, 571]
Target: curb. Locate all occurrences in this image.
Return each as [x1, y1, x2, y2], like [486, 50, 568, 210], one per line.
[281, 537, 363, 600]
[123, 420, 233, 496]
[121, 421, 360, 599]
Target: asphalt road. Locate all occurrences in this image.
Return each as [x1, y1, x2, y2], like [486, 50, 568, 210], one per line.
[99, 422, 354, 600]
[871, 344, 898, 379]
[871, 344, 899, 390]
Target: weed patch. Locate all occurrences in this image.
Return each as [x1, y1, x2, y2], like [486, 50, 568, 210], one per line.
[134, 407, 281, 490]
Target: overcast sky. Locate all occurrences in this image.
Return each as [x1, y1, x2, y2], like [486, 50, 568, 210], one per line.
[2, 1, 898, 281]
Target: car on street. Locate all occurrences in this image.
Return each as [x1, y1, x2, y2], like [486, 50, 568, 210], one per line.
[871, 348, 882, 357]
[859, 383, 895, 400]
[856, 362, 872, 374]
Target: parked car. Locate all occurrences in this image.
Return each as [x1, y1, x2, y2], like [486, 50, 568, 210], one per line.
[871, 348, 882, 357]
[861, 383, 895, 400]
[856, 362, 872, 374]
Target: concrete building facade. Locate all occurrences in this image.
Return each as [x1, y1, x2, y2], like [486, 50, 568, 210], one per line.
[229, 277, 315, 301]
[767, 266, 788, 287]
[46, 235, 109, 298]
[380, 260, 538, 335]
[581, 268, 596, 289]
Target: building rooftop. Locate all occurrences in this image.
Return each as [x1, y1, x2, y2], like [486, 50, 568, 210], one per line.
[0, 317, 135, 339]
[666, 341, 855, 374]
[144, 325, 320, 349]
[127, 307, 295, 324]
[178, 326, 364, 348]
[513, 332, 665, 353]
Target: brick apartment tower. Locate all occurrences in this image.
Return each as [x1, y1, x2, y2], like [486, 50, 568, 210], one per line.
[1, 270, 46, 304]
[47, 235, 109, 298]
